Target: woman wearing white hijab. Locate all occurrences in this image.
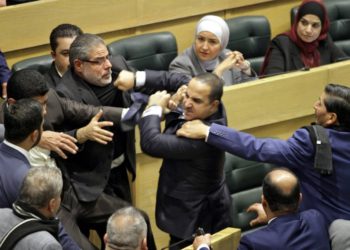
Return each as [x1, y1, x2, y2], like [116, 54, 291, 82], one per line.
[169, 15, 257, 86]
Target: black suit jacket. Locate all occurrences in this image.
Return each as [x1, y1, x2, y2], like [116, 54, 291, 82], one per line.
[55, 56, 135, 202]
[44, 62, 61, 89]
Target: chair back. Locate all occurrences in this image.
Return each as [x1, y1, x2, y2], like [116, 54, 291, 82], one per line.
[11, 55, 52, 75]
[108, 32, 178, 71]
[224, 152, 275, 232]
[226, 16, 271, 73]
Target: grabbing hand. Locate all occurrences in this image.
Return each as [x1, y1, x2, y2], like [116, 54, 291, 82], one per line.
[176, 120, 209, 139]
[247, 203, 268, 227]
[168, 85, 187, 111]
[76, 110, 114, 144]
[39, 131, 78, 159]
[193, 234, 211, 250]
[147, 91, 171, 115]
[114, 70, 135, 91]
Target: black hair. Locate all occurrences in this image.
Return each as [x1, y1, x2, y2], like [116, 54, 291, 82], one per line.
[4, 98, 43, 144]
[7, 69, 49, 100]
[49, 23, 83, 52]
[194, 73, 224, 102]
[324, 83, 350, 129]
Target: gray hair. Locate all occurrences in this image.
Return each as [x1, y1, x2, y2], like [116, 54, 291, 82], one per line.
[106, 207, 147, 250]
[69, 33, 105, 66]
[18, 166, 63, 209]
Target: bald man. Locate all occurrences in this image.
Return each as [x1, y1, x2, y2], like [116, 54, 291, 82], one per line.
[194, 168, 331, 250]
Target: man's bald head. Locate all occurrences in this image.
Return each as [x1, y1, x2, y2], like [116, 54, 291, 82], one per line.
[263, 168, 301, 213]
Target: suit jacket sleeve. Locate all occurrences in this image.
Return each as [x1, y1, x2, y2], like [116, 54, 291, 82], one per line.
[47, 89, 122, 137]
[139, 115, 216, 159]
[142, 70, 191, 94]
[207, 123, 314, 169]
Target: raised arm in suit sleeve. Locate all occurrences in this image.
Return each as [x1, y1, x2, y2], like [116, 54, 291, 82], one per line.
[142, 70, 191, 93]
[139, 115, 219, 160]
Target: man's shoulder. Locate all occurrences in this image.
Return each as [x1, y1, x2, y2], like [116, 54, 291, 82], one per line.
[15, 231, 62, 250]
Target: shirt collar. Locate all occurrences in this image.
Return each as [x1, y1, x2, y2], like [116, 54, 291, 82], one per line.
[55, 64, 63, 78]
[268, 217, 277, 224]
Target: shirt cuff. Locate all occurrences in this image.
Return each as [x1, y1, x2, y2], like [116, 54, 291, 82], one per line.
[204, 126, 211, 142]
[121, 108, 129, 120]
[197, 244, 210, 250]
[135, 71, 146, 88]
[142, 105, 162, 118]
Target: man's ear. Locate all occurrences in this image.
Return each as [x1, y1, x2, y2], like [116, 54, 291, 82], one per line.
[141, 237, 148, 250]
[50, 51, 56, 59]
[73, 59, 84, 73]
[326, 112, 338, 126]
[30, 129, 39, 143]
[48, 197, 60, 215]
[103, 234, 108, 245]
[210, 100, 220, 112]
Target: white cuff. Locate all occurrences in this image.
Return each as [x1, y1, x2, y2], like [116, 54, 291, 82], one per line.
[204, 126, 210, 142]
[142, 105, 162, 118]
[135, 71, 146, 88]
[197, 243, 210, 250]
[121, 108, 129, 120]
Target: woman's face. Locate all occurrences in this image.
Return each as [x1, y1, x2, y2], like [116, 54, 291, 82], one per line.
[194, 31, 221, 61]
[296, 14, 322, 43]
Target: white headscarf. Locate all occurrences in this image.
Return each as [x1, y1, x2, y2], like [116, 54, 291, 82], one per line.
[194, 15, 230, 70]
[195, 15, 230, 50]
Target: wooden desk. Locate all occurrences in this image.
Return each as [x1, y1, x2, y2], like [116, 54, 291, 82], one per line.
[182, 227, 241, 250]
[133, 60, 350, 248]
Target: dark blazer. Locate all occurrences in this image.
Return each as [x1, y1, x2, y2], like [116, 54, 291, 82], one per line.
[44, 62, 62, 89]
[55, 56, 135, 202]
[139, 104, 232, 239]
[206, 123, 350, 226]
[238, 209, 331, 250]
[263, 35, 347, 76]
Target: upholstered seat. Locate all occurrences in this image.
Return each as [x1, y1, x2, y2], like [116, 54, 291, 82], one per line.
[291, 0, 350, 56]
[226, 16, 271, 73]
[11, 55, 52, 75]
[107, 32, 178, 71]
[224, 152, 275, 232]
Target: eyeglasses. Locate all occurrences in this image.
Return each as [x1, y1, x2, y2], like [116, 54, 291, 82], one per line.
[81, 55, 111, 66]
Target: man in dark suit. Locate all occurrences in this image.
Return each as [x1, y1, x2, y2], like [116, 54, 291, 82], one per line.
[193, 168, 331, 250]
[139, 73, 232, 249]
[55, 33, 156, 250]
[45, 23, 83, 88]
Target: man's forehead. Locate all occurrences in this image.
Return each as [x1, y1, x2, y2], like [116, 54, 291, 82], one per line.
[88, 44, 108, 57]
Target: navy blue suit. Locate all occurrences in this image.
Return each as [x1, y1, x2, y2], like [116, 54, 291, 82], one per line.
[139, 104, 232, 239]
[0, 143, 29, 208]
[238, 209, 330, 250]
[206, 124, 350, 226]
